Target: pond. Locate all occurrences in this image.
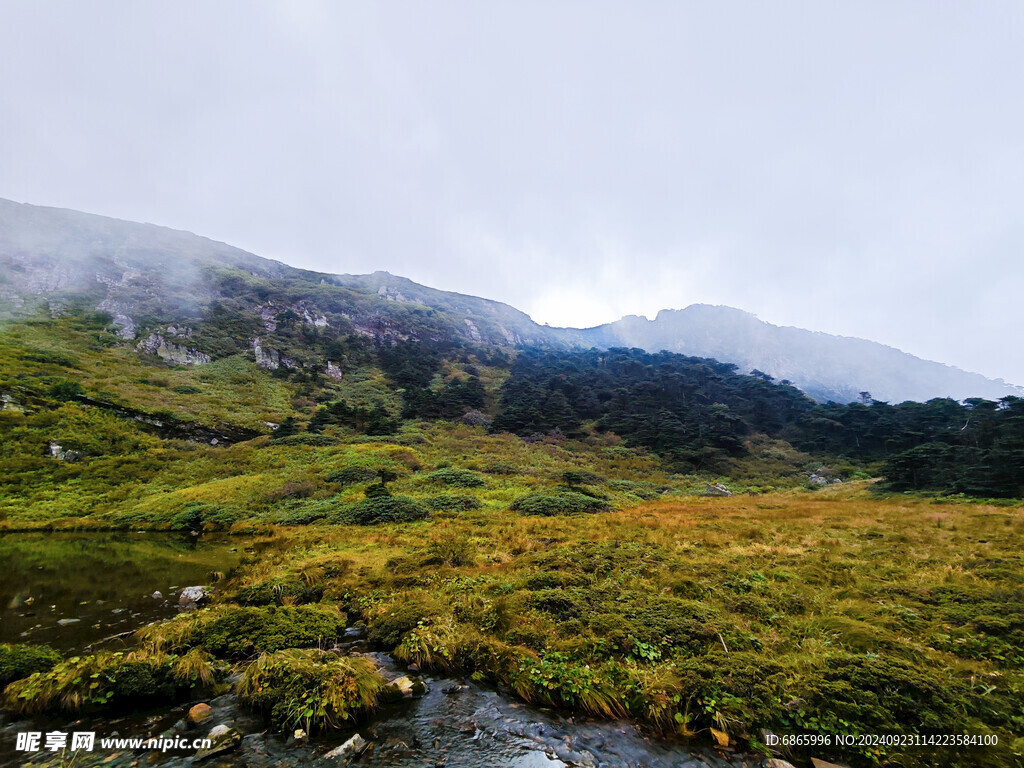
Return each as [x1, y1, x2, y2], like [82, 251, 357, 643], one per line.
[0, 532, 252, 651]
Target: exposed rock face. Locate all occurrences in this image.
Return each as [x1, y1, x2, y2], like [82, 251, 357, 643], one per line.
[325, 361, 344, 380]
[137, 333, 211, 365]
[97, 299, 137, 339]
[464, 319, 483, 342]
[251, 337, 296, 370]
[48, 442, 83, 462]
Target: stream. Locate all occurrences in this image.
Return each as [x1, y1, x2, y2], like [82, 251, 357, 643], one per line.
[0, 534, 760, 768]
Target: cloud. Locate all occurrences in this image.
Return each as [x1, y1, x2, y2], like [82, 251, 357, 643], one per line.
[1, 1, 1022, 384]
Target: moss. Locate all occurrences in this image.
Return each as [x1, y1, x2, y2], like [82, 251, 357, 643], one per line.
[238, 649, 386, 733]
[366, 594, 442, 648]
[0, 643, 62, 687]
[1, 651, 208, 716]
[235, 579, 324, 606]
[137, 605, 345, 659]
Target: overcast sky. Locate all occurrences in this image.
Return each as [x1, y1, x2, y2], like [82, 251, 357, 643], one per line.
[1, 2, 1022, 385]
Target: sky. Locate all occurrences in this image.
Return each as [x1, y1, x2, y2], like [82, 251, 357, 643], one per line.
[1, 2, 1022, 385]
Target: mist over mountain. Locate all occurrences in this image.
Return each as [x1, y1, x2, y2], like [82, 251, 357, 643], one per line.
[1, 197, 1019, 404]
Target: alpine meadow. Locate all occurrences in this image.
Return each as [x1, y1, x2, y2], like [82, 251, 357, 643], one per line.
[0, 199, 1022, 768]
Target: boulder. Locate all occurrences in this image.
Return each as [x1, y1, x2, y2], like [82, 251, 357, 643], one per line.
[152, 591, 163, 600]
[324, 733, 367, 760]
[702, 483, 733, 497]
[179, 586, 209, 605]
[187, 703, 213, 725]
[811, 759, 850, 768]
[763, 760, 797, 768]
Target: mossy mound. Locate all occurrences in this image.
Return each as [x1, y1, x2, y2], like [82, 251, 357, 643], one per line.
[238, 649, 386, 733]
[136, 605, 345, 659]
[2, 650, 214, 716]
[0, 643, 62, 687]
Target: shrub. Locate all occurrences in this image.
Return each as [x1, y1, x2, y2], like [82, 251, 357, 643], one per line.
[425, 493, 481, 512]
[426, 468, 486, 488]
[562, 470, 604, 486]
[273, 434, 339, 447]
[511, 491, 610, 516]
[171, 385, 202, 394]
[262, 480, 317, 502]
[47, 379, 84, 401]
[326, 466, 379, 485]
[0, 643, 62, 687]
[238, 649, 386, 733]
[607, 479, 662, 499]
[426, 533, 476, 567]
[333, 495, 430, 525]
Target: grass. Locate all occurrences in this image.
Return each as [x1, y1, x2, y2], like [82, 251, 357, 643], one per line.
[2, 313, 1023, 765]
[209, 486, 1024, 767]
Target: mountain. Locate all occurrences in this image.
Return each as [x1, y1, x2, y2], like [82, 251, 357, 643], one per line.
[1, 197, 1020, 404]
[567, 306, 1023, 404]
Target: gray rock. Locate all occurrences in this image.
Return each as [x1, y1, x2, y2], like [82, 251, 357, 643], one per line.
[702, 483, 733, 497]
[57, 618, 80, 625]
[137, 333, 210, 365]
[763, 760, 798, 768]
[152, 591, 163, 599]
[195, 724, 242, 762]
[323, 733, 367, 760]
[179, 585, 209, 605]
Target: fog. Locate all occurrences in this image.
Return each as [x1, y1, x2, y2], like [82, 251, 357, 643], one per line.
[1, 1, 1022, 384]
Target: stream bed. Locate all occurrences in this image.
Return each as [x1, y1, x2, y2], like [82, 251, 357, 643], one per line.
[0, 534, 762, 768]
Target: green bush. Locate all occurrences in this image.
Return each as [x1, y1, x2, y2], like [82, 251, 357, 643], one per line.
[511, 491, 610, 516]
[238, 649, 386, 733]
[425, 493, 481, 512]
[426, 468, 486, 488]
[333, 495, 430, 525]
[607, 479, 662, 499]
[171, 385, 202, 394]
[0, 643, 62, 686]
[326, 466, 380, 485]
[273, 434, 339, 447]
[562, 470, 604, 486]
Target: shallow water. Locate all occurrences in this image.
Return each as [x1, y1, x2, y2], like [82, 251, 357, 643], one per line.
[0, 534, 757, 768]
[0, 532, 253, 650]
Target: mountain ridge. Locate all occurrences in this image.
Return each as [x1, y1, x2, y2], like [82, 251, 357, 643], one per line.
[1, 197, 1020, 404]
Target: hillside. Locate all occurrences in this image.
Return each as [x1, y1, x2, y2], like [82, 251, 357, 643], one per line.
[2, 198, 1021, 405]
